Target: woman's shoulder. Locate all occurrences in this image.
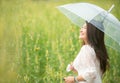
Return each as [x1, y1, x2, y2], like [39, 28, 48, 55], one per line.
[81, 44, 95, 55]
[81, 44, 93, 50]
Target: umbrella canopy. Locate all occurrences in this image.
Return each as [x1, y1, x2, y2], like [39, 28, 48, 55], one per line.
[57, 3, 120, 52]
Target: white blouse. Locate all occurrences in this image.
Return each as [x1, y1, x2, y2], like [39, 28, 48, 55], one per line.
[73, 45, 102, 83]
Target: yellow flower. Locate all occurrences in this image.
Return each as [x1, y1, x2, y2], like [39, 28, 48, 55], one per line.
[34, 47, 40, 51]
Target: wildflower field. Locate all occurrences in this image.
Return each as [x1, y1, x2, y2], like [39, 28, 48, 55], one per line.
[0, 0, 120, 83]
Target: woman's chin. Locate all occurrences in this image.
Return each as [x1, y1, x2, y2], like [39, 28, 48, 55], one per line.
[79, 36, 85, 41]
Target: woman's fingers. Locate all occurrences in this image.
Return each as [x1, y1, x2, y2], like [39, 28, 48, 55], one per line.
[64, 76, 74, 83]
[64, 77, 67, 83]
[69, 65, 74, 71]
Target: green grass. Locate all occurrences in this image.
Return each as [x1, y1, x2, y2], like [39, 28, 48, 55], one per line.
[0, 0, 120, 83]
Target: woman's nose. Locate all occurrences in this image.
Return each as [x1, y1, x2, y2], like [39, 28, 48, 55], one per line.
[80, 28, 83, 32]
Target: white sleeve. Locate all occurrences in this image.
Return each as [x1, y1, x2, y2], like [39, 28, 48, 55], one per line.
[80, 45, 97, 82]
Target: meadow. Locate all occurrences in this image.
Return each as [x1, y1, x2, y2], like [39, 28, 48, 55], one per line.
[0, 0, 120, 83]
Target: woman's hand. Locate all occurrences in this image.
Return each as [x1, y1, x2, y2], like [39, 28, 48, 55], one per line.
[64, 76, 74, 83]
[69, 62, 77, 73]
[64, 76, 85, 83]
[69, 62, 74, 71]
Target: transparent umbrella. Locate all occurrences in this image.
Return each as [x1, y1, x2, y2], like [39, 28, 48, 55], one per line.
[57, 3, 120, 53]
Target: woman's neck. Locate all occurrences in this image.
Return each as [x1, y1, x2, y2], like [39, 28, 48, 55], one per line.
[84, 41, 89, 45]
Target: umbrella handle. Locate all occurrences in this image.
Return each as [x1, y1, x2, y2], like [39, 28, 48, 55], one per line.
[108, 4, 115, 13]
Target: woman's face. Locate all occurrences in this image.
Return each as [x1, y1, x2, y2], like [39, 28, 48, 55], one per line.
[79, 23, 88, 43]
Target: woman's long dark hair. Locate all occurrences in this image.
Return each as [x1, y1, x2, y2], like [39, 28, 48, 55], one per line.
[85, 21, 109, 74]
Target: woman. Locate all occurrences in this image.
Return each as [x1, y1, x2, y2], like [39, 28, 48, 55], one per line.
[64, 21, 109, 83]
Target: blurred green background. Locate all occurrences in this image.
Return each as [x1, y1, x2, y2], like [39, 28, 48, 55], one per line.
[0, 0, 120, 83]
